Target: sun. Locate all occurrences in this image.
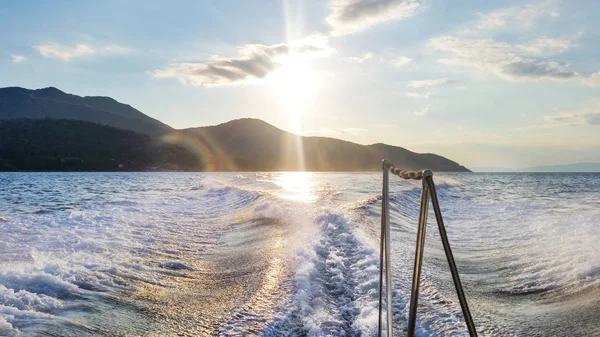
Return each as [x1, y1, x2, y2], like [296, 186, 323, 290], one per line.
[268, 59, 319, 108]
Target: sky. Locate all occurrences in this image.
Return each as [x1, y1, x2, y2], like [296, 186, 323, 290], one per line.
[1, 0, 600, 169]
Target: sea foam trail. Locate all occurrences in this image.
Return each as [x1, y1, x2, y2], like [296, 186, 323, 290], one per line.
[262, 212, 431, 337]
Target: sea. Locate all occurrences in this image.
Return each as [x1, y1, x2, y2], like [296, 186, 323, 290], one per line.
[0, 172, 598, 336]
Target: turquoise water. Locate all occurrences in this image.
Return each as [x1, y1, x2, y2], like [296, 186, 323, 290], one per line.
[0, 172, 598, 336]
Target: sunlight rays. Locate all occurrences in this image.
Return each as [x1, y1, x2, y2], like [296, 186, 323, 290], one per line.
[271, 0, 323, 171]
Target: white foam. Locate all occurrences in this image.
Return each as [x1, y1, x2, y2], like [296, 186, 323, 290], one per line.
[265, 213, 402, 335]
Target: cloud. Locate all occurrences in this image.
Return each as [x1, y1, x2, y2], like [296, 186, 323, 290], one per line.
[33, 43, 95, 61]
[393, 56, 412, 67]
[428, 36, 600, 85]
[544, 103, 600, 126]
[152, 34, 335, 87]
[472, 0, 559, 32]
[402, 91, 431, 98]
[11, 55, 25, 63]
[327, 0, 421, 36]
[414, 105, 430, 116]
[33, 42, 132, 61]
[515, 37, 573, 56]
[583, 72, 600, 86]
[408, 78, 447, 88]
[104, 44, 132, 54]
[348, 52, 373, 63]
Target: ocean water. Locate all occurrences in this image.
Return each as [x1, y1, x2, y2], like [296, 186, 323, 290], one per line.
[0, 172, 598, 336]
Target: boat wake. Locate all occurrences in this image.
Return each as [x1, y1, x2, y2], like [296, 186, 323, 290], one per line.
[1, 172, 599, 336]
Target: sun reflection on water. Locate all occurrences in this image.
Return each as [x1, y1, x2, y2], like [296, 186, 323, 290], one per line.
[274, 172, 316, 202]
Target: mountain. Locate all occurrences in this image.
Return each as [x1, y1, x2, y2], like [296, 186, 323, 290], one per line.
[523, 162, 600, 172]
[0, 87, 172, 135]
[0, 119, 199, 171]
[0, 86, 469, 172]
[0, 118, 469, 172]
[171, 118, 469, 172]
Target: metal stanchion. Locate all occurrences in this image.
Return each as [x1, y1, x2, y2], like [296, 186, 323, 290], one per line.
[378, 160, 477, 337]
[407, 176, 430, 336]
[378, 161, 393, 337]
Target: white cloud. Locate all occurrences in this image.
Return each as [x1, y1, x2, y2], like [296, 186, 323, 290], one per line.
[516, 37, 572, 56]
[448, 1, 577, 85]
[472, 0, 559, 32]
[104, 44, 132, 54]
[152, 35, 335, 87]
[33, 43, 95, 61]
[11, 55, 25, 63]
[393, 56, 412, 67]
[544, 103, 600, 126]
[583, 72, 600, 86]
[414, 105, 430, 116]
[33, 42, 132, 61]
[349, 52, 373, 63]
[408, 78, 447, 88]
[327, 0, 421, 36]
[428, 36, 600, 86]
[402, 91, 431, 98]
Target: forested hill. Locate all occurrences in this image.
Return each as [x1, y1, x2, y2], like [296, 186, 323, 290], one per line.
[0, 119, 198, 171]
[0, 118, 470, 172]
[179, 118, 470, 172]
[0, 87, 172, 136]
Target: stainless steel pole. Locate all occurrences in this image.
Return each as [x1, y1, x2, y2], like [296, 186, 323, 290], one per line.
[425, 176, 477, 337]
[383, 166, 393, 337]
[407, 178, 430, 336]
[379, 160, 393, 337]
[378, 162, 387, 337]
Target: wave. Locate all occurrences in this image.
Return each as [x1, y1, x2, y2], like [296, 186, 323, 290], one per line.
[0, 263, 98, 334]
[0, 179, 269, 335]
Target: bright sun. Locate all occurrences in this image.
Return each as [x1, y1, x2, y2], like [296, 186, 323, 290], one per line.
[267, 58, 319, 136]
[268, 59, 319, 107]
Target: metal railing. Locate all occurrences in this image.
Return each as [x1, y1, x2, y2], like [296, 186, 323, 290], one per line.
[378, 159, 478, 337]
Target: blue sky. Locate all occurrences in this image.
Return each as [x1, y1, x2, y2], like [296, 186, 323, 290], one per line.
[2, 0, 600, 169]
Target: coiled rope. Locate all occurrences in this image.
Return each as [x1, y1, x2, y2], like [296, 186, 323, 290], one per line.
[389, 166, 428, 180]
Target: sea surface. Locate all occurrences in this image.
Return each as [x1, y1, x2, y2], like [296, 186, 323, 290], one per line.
[0, 172, 599, 336]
